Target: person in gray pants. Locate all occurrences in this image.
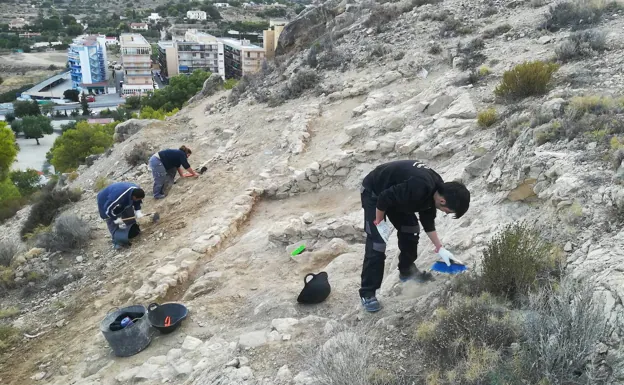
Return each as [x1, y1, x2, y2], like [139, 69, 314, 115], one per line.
[149, 146, 199, 199]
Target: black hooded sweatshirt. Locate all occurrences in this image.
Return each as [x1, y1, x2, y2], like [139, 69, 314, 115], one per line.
[362, 160, 443, 233]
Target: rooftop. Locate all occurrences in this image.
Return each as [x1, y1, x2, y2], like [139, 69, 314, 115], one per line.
[219, 38, 264, 51]
[120, 34, 150, 47]
[157, 41, 175, 49]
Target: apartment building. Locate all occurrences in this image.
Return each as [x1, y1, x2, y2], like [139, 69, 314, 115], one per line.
[186, 10, 207, 20]
[130, 23, 149, 31]
[120, 34, 154, 95]
[263, 20, 287, 59]
[68, 35, 109, 94]
[157, 31, 225, 80]
[220, 38, 265, 79]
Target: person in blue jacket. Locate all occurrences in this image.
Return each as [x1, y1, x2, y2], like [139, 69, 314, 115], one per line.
[97, 182, 146, 249]
[149, 145, 199, 199]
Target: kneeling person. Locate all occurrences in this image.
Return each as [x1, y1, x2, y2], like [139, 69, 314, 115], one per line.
[97, 182, 146, 250]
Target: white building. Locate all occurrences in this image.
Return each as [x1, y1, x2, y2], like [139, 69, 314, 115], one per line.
[214, 3, 230, 8]
[120, 34, 154, 95]
[130, 23, 149, 31]
[147, 13, 161, 21]
[68, 35, 109, 94]
[186, 10, 207, 20]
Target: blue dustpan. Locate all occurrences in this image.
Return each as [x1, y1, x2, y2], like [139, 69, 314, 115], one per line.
[431, 261, 468, 274]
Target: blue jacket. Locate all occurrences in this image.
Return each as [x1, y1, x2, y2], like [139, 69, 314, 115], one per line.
[97, 182, 142, 220]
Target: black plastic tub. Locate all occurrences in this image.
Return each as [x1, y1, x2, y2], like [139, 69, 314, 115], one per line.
[100, 305, 153, 357]
[147, 302, 189, 334]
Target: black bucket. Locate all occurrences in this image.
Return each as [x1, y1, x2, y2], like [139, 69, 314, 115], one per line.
[297, 272, 331, 304]
[112, 207, 141, 246]
[100, 305, 154, 357]
[147, 302, 188, 334]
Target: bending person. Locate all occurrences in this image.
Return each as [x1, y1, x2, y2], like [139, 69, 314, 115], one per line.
[97, 182, 146, 250]
[149, 145, 199, 199]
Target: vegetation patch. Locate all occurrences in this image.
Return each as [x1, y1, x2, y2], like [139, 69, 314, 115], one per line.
[555, 29, 607, 62]
[494, 61, 560, 99]
[20, 187, 82, 238]
[477, 108, 498, 127]
[542, 0, 620, 32]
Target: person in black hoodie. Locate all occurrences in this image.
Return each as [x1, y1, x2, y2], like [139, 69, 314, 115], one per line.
[358, 160, 470, 312]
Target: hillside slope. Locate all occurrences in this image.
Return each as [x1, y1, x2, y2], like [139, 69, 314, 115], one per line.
[1, 0, 624, 384]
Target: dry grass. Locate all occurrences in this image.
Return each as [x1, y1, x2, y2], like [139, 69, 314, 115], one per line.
[125, 142, 152, 167]
[555, 29, 607, 62]
[0, 307, 18, 319]
[0, 239, 20, 267]
[477, 108, 498, 127]
[94, 177, 111, 192]
[37, 213, 90, 252]
[542, 0, 620, 32]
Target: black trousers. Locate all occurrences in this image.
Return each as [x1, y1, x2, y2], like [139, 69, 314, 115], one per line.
[359, 187, 420, 298]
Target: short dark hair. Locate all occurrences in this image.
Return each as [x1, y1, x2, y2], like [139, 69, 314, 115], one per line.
[180, 145, 192, 155]
[439, 181, 470, 219]
[132, 188, 145, 200]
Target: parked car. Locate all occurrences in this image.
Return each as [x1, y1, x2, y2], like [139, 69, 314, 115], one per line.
[86, 95, 95, 102]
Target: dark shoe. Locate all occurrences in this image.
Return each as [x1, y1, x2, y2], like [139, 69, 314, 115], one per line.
[399, 264, 434, 283]
[154, 194, 165, 199]
[361, 296, 381, 312]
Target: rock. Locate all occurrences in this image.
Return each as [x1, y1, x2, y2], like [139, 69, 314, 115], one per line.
[538, 35, 552, 44]
[115, 367, 139, 382]
[238, 330, 269, 348]
[344, 122, 366, 137]
[294, 371, 316, 385]
[76, 255, 83, 263]
[507, 179, 538, 202]
[465, 152, 495, 177]
[225, 358, 240, 368]
[147, 355, 168, 366]
[564, 242, 573, 252]
[442, 93, 477, 119]
[271, 318, 299, 333]
[275, 0, 343, 56]
[364, 141, 379, 152]
[173, 360, 194, 376]
[302, 212, 315, 224]
[383, 117, 405, 132]
[30, 372, 46, 381]
[233, 366, 254, 380]
[85, 154, 100, 167]
[135, 363, 160, 380]
[182, 335, 203, 351]
[188, 74, 224, 104]
[425, 94, 455, 116]
[113, 119, 161, 143]
[167, 348, 183, 361]
[276, 365, 293, 384]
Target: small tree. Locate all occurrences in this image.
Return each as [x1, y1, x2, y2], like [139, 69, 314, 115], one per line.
[41, 103, 55, 116]
[13, 100, 41, 117]
[80, 93, 91, 116]
[21, 115, 53, 145]
[4, 113, 15, 123]
[9, 169, 40, 197]
[10, 120, 22, 135]
[63, 89, 80, 102]
[0, 122, 17, 179]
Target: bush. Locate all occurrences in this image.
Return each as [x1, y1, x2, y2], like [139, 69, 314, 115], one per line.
[10, 169, 41, 197]
[141, 70, 211, 112]
[304, 331, 374, 385]
[0, 325, 19, 352]
[0, 239, 20, 267]
[48, 121, 116, 173]
[0, 307, 18, 319]
[414, 293, 518, 383]
[517, 278, 608, 384]
[37, 213, 90, 252]
[124, 95, 141, 110]
[125, 142, 152, 167]
[0, 122, 18, 179]
[268, 70, 320, 107]
[555, 29, 607, 62]
[0, 197, 27, 223]
[440, 17, 473, 37]
[47, 270, 84, 292]
[363, 5, 400, 30]
[482, 24, 512, 39]
[494, 61, 560, 99]
[477, 108, 498, 127]
[428, 43, 442, 54]
[481, 222, 556, 303]
[139, 106, 179, 120]
[20, 188, 82, 238]
[542, 0, 619, 32]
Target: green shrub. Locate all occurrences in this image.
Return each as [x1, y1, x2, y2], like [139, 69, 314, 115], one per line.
[414, 293, 518, 383]
[9, 169, 41, 197]
[140, 70, 211, 112]
[0, 307, 18, 319]
[482, 23, 512, 39]
[0, 122, 18, 179]
[0, 266, 15, 290]
[0, 325, 19, 352]
[0, 197, 27, 223]
[223, 78, 238, 90]
[481, 222, 556, 303]
[48, 121, 116, 173]
[94, 176, 110, 192]
[477, 108, 498, 127]
[494, 61, 560, 99]
[138, 106, 179, 120]
[20, 188, 83, 238]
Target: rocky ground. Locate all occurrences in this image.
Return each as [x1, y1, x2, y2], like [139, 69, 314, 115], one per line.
[1, 0, 624, 384]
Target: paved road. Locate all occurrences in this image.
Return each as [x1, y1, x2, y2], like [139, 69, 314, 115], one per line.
[0, 97, 124, 115]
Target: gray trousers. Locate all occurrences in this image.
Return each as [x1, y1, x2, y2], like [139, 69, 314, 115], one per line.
[149, 155, 176, 198]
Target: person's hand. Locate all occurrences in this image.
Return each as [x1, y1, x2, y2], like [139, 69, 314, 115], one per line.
[373, 209, 385, 226]
[113, 218, 124, 226]
[433, 244, 443, 253]
[135, 210, 144, 219]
